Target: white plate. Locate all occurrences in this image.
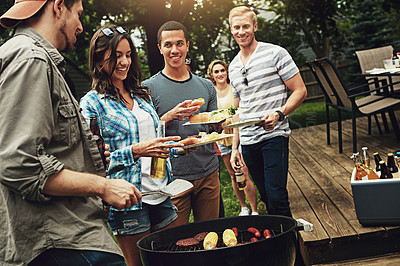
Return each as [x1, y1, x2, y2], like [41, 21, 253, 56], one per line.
[366, 68, 391, 75]
[223, 119, 264, 129]
[182, 134, 234, 149]
[183, 118, 227, 126]
[183, 108, 245, 126]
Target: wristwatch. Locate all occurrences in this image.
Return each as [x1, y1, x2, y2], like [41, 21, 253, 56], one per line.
[275, 110, 285, 121]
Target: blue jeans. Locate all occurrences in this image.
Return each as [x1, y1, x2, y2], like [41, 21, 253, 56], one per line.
[241, 136, 292, 217]
[29, 249, 126, 266]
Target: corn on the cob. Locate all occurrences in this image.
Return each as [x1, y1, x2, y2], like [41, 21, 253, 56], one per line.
[223, 229, 237, 247]
[203, 232, 218, 250]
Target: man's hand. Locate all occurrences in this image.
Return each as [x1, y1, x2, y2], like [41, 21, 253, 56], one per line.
[230, 148, 245, 172]
[101, 179, 142, 210]
[208, 121, 224, 133]
[162, 100, 200, 123]
[256, 112, 280, 131]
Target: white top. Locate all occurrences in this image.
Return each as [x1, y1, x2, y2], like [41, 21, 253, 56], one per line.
[218, 94, 228, 108]
[132, 99, 168, 205]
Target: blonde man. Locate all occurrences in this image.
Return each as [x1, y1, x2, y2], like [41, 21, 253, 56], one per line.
[228, 6, 307, 217]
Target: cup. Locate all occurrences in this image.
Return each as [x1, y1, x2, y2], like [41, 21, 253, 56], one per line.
[383, 59, 395, 69]
[395, 59, 400, 68]
[150, 121, 167, 179]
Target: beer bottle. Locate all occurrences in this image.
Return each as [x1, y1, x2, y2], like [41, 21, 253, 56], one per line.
[387, 153, 398, 173]
[379, 160, 393, 179]
[351, 152, 368, 181]
[361, 147, 370, 167]
[90, 116, 107, 168]
[235, 169, 246, 190]
[373, 152, 382, 172]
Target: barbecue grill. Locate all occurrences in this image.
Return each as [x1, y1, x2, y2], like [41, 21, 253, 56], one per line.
[137, 215, 313, 266]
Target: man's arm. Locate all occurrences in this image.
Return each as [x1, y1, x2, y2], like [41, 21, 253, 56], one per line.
[257, 72, 307, 130]
[281, 72, 308, 116]
[43, 169, 141, 210]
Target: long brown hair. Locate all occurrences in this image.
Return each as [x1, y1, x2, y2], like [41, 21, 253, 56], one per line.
[207, 59, 230, 85]
[89, 25, 151, 102]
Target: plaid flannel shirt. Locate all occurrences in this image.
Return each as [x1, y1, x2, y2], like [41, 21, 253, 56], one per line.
[80, 90, 176, 211]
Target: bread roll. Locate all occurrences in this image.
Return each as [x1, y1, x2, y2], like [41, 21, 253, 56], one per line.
[186, 98, 205, 108]
[189, 112, 210, 123]
[179, 137, 201, 146]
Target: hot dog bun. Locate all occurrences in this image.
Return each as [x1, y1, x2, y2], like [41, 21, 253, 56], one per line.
[186, 98, 205, 108]
[189, 112, 210, 123]
[179, 137, 201, 146]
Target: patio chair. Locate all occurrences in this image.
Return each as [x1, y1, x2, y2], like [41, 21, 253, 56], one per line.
[307, 61, 384, 153]
[355, 45, 400, 93]
[312, 58, 400, 153]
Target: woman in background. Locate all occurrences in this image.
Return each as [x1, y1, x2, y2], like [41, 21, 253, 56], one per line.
[207, 59, 258, 216]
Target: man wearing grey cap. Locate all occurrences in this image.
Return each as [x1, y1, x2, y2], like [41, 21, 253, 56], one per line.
[0, 1, 141, 265]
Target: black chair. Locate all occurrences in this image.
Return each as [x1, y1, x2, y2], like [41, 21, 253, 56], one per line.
[307, 58, 400, 153]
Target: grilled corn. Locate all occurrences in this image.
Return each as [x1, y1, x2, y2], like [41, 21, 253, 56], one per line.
[223, 229, 237, 247]
[203, 232, 218, 250]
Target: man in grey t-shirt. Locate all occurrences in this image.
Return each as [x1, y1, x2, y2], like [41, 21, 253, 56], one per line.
[143, 21, 221, 225]
[228, 6, 307, 217]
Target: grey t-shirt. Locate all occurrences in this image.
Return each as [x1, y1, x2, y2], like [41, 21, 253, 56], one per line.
[143, 71, 219, 180]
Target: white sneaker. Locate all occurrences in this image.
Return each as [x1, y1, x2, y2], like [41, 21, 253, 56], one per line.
[251, 212, 259, 215]
[239, 207, 250, 216]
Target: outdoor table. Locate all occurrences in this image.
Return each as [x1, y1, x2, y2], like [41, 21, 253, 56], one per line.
[362, 68, 400, 96]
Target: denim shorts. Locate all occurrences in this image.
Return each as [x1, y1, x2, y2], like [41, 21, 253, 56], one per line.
[108, 198, 178, 235]
[216, 143, 232, 156]
[216, 143, 242, 156]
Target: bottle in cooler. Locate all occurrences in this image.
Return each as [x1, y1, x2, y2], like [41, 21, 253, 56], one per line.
[361, 147, 370, 167]
[373, 152, 382, 172]
[387, 153, 398, 174]
[379, 160, 393, 179]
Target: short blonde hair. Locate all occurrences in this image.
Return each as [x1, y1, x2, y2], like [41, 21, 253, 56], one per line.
[229, 6, 257, 26]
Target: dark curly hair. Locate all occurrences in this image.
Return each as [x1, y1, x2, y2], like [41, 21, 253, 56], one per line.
[89, 25, 151, 103]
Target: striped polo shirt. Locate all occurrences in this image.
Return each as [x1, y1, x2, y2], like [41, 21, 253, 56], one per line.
[229, 42, 299, 145]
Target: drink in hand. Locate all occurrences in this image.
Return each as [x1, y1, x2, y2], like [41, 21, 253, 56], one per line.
[150, 121, 167, 179]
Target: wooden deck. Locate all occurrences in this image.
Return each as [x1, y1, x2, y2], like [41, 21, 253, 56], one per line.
[288, 113, 400, 265]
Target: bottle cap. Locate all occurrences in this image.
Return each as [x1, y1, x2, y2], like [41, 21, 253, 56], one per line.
[388, 153, 394, 156]
[362, 147, 368, 150]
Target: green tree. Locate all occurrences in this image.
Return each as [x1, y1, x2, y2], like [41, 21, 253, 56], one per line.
[266, 0, 350, 60]
[83, 0, 235, 76]
[348, 0, 395, 52]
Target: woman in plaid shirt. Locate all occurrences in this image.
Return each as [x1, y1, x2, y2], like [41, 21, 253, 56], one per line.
[80, 25, 198, 266]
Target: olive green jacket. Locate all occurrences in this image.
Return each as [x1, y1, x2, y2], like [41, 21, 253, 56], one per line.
[0, 25, 122, 265]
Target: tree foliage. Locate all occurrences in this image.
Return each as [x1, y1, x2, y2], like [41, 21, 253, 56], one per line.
[2, 0, 400, 78]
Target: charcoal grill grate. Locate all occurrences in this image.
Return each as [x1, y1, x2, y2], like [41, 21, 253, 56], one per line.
[151, 226, 282, 252]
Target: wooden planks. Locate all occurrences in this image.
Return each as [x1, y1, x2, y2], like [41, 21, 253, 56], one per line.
[289, 111, 400, 265]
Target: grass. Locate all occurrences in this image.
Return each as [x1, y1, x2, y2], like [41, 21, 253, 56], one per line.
[219, 160, 267, 217]
[288, 98, 352, 130]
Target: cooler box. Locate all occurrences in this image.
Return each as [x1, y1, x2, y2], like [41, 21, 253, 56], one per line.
[351, 168, 400, 226]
